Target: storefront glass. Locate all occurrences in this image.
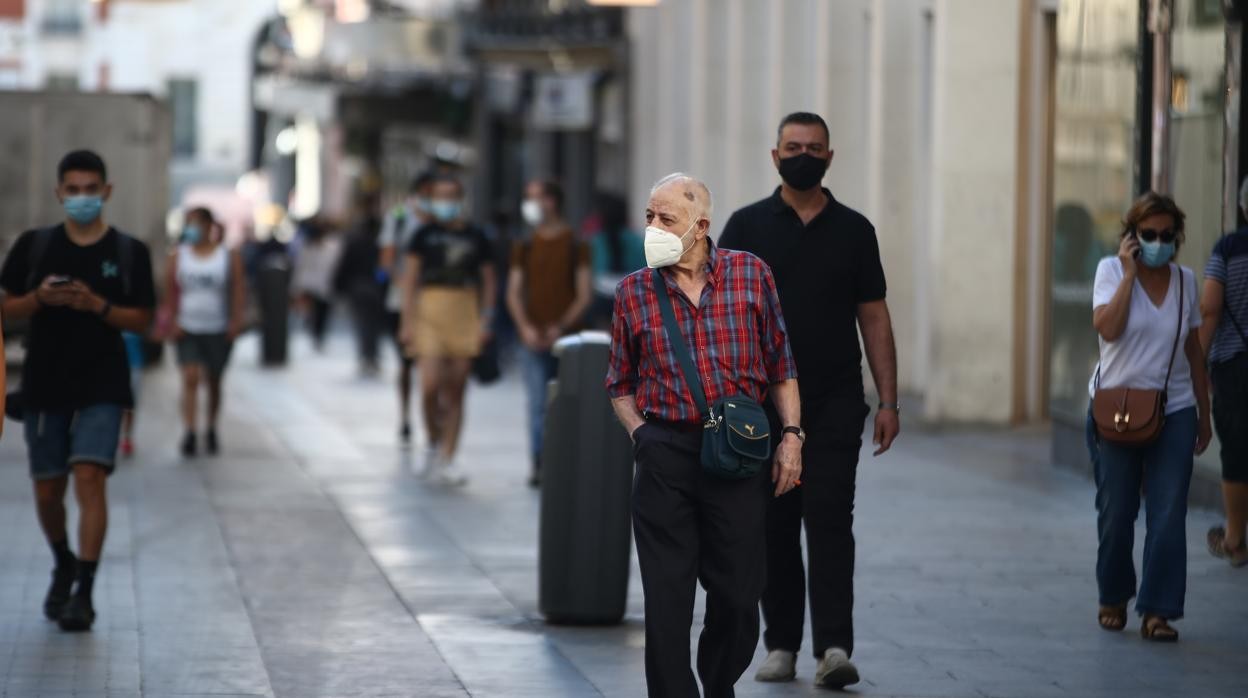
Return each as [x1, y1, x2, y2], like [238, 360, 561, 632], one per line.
[1050, 0, 1141, 424]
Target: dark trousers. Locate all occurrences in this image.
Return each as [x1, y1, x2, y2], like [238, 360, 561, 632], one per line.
[347, 284, 382, 365]
[761, 397, 869, 659]
[631, 423, 770, 698]
[308, 296, 331, 348]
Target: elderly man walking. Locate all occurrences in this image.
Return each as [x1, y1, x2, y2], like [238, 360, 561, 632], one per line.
[607, 173, 803, 697]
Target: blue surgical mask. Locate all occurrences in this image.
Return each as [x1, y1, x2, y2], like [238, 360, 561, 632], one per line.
[1139, 240, 1175, 268]
[429, 200, 462, 223]
[64, 195, 103, 225]
[183, 224, 203, 245]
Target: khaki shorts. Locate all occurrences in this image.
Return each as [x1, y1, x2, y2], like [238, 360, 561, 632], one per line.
[408, 287, 481, 359]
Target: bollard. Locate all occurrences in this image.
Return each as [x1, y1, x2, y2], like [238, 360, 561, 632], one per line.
[258, 260, 291, 366]
[538, 331, 634, 625]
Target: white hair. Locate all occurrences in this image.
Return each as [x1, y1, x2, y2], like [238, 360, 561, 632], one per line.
[649, 172, 714, 220]
[1240, 175, 1248, 214]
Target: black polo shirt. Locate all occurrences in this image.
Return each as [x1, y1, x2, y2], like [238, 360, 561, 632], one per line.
[719, 187, 886, 400]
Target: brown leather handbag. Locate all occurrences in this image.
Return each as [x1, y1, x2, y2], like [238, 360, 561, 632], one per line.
[1092, 268, 1184, 446]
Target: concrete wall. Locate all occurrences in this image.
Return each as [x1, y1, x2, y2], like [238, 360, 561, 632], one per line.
[628, 0, 1034, 424]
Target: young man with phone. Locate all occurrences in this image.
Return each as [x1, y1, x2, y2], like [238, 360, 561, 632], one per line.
[0, 150, 156, 632]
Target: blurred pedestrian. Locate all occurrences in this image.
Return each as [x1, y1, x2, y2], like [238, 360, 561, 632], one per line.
[162, 207, 246, 457]
[379, 173, 434, 444]
[507, 179, 591, 487]
[399, 175, 497, 486]
[334, 200, 385, 377]
[719, 111, 899, 689]
[119, 331, 145, 458]
[606, 173, 802, 697]
[1087, 192, 1210, 642]
[291, 217, 342, 352]
[587, 191, 645, 329]
[1200, 177, 1248, 568]
[0, 150, 157, 632]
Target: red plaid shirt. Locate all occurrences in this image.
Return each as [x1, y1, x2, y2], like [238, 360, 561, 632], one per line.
[605, 242, 797, 424]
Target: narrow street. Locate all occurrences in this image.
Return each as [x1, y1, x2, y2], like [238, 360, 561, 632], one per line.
[1, 332, 1245, 698]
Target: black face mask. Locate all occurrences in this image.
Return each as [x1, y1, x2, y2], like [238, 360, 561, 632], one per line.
[777, 152, 829, 191]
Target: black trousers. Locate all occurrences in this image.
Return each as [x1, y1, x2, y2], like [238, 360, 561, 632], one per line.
[631, 423, 771, 698]
[761, 397, 869, 659]
[308, 296, 331, 347]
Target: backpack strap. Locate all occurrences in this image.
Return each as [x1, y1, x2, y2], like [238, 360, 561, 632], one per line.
[24, 227, 57, 293]
[115, 232, 135, 298]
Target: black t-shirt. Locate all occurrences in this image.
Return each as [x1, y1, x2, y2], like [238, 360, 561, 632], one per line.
[719, 188, 886, 400]
[0, 225, 156, 409]
[406, 222, 492, 288]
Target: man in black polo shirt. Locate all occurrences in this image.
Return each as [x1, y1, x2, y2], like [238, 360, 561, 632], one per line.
[720, 111, 900, 689]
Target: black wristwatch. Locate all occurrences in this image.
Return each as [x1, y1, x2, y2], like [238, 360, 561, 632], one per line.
[782, 426, 805, 442]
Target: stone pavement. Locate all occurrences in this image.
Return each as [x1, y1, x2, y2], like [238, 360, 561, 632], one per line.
[1, 331, 1246, 698]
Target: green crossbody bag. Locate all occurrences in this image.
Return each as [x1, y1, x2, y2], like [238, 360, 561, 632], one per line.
[651, 269, 771, 479]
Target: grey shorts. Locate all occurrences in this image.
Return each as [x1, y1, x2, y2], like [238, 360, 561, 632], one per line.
[176, 332, 234, 379]
[24, 404, 124, 480]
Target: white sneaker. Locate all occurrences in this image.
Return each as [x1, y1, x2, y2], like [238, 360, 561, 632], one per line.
[417, 447, 442, 478]
[754, 649, 796, 683]
[432, 460, 469, 487]
[814, 648, 860, 689]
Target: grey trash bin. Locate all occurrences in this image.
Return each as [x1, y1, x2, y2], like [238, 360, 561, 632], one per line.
[258, 259, 291, 366]
[539, 331, 634, 625]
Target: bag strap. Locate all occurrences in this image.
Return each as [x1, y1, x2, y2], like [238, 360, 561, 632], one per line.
[1162, 267, 1184, 393]
[650, 268, 711, 423]
[24, 226, 57, 292]
[1224, 298, 1248, 346]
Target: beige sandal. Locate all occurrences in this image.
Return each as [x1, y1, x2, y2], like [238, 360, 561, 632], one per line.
[1098, 605, 1127, 632]
[1140, 615, 1178, 643]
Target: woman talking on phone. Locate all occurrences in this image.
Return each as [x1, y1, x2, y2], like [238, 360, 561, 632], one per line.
[162, 207, 246, 457]
[1087, 192, 1211, 642]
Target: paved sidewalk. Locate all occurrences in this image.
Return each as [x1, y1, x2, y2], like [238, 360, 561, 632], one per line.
[1, 332, 1246, 698]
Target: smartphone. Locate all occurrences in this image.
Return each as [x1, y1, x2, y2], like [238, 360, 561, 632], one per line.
[48, 275, 72, 287]
[1128, 232, 1141, 259]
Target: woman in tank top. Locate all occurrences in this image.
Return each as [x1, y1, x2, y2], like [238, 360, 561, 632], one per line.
[161, 207, 245, 458]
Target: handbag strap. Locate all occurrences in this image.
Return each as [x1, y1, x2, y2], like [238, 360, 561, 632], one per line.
[1162, 267, 1185, 393]
[651, 268, 712, 423]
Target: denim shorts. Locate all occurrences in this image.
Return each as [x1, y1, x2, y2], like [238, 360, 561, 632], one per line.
[24, 404, 124, 480]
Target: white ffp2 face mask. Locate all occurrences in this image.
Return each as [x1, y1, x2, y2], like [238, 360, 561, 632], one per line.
[521, 199, 544, 227]
[644, 218, 699, 269]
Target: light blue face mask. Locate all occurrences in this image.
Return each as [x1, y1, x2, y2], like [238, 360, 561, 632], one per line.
[429, 200, 462, 223]
[183, 224, 203, 245]
[64, 195, 103, 225]
[1139, 240, 1176, 268]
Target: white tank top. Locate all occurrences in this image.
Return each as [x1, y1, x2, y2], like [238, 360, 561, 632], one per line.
[177, 244, 230, 333]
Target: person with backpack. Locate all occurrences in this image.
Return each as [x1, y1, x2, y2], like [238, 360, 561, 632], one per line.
[506, 179, 592, 487]
[161, 207, 246, 457]
[0, 150, 157, 632]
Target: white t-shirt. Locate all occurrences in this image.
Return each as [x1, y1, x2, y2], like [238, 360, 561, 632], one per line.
[379, 205, 422, 312]
[1088, 257, 1201, 414]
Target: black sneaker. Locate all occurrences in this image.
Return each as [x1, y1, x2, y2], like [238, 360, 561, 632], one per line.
[43, 563, 77, 620]
[206, 429, 219, 456]
[181, 432, 197, 458]
[58, 594, 95, 632]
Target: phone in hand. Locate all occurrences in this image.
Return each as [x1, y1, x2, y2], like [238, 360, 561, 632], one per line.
[1128, 232, 1141, 259]
[48, 275, 72, 287]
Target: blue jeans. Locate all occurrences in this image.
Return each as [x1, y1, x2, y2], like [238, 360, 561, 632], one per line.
[1085, 404, 1196, 619]
[520, 346, 559, 464]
